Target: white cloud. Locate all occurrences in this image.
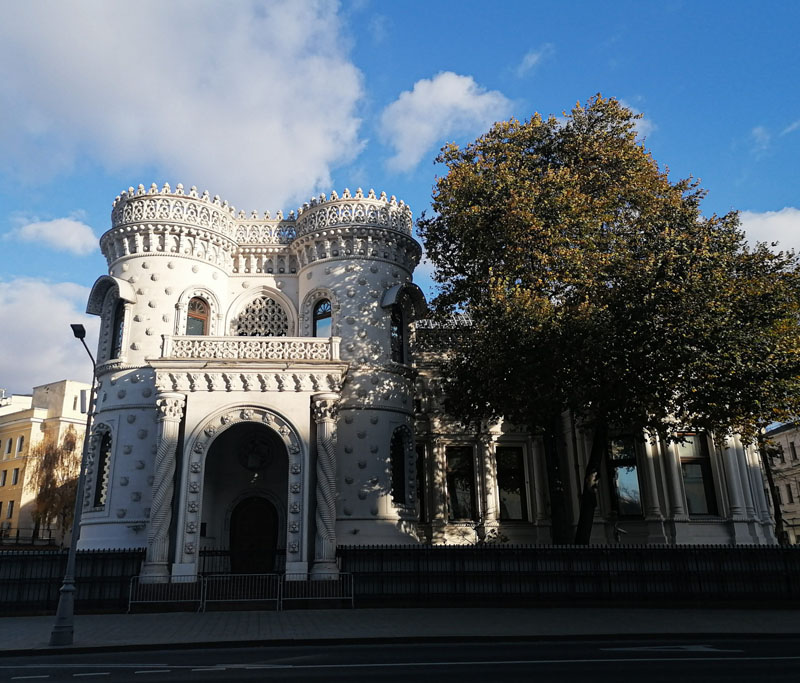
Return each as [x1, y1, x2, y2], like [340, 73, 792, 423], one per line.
[0, 279, 100, 395]
[750, 125, 771, 156]
[515, 43, 555, 77]
[618, 99, 657, 139]
[781, 120, 800, 136]
[8, 218, 97, 255]
[380, 72, 512, 172]
[739, 207, 800, 253]
[0, 1, 364, 211]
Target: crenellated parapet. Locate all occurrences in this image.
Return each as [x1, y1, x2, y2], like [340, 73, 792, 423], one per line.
[103, 183, 418, 272]
[294, 187, 413, 237]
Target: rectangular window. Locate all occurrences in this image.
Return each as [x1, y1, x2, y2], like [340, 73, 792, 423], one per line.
[779, 446, 787, 464]
[677, 433, 718, 516]
[791, 442, 798, 461]
[777, 487, 783, 505]
[445, 446, 476, 521]
[16, 436, 24, 453]
[0, 470, 6, 486]
[11, 468, 19, 485]
[4, 439, 10, 455]
[496, 445, 529, 521]
[786, 484, 795, 505]
[0, 502, 3, 518]
[6, 500, 13, 519]
[608, 436, 643, 517]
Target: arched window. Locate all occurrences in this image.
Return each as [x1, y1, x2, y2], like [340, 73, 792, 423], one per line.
[93, 432, 112, 508]
[391, 428, 408, 505]
[186, 297, 209, 335]
[110, 301, 125, 359]
[233, 295, 290, 336]
[313, 299, 332, 337]
[390, 305, 405, 363]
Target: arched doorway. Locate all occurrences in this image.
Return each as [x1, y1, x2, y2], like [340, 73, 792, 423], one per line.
[230, 497, 278, 573]
[201, 421, 289, 573]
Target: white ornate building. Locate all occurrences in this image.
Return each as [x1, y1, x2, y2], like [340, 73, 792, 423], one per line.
[80, 182, 775, 578]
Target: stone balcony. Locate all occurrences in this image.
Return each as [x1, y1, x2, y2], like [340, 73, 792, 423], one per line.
[160, 336, 341, 361]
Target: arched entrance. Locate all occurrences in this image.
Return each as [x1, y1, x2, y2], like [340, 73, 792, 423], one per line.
[230, 497, 278, 573]
[201, 420, 289, 573]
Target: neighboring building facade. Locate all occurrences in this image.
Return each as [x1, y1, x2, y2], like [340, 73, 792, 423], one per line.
[765, 423, 800, 544]
[80, 182, 775, 578]
[0, 381, 89, 543]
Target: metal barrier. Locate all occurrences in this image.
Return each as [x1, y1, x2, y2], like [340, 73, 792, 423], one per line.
[128, 575, 204, 613]
[127, 573, 353, 612]
[203, 573, 280, 611]
[281, 573, 354, 609]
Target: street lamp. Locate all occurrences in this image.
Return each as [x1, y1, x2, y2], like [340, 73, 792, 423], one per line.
[50, 323, 96, 646]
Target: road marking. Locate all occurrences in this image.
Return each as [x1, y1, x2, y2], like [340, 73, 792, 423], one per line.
[602, 645, 744, 653]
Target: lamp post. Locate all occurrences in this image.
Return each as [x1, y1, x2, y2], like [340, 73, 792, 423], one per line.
[50, 324, 96, 646]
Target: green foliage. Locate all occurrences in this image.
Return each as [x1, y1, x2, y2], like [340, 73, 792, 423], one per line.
[419, 95, 800, 541]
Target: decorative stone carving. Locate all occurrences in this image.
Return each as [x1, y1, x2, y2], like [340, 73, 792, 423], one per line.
[143, 392, 186, 577]
[164, 336, 337, 361]
[312, 393, 340, 575]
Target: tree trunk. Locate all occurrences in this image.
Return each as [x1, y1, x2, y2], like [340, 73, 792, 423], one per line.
[574, 419, 609, 545]
[542, 416, 571, 544]
[757, 433, 787, 544]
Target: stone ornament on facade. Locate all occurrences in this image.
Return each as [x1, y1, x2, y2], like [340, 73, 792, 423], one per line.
[311, 392, 340, 575]
[232, 294, 290, 336]
[142, 392, 185, 580]
[155, 369, 342, 394]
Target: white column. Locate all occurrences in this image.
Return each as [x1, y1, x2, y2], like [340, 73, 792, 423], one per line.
[531, 436, 549, 523]
[141, 392, 185, 580]
[733, 436, 756, 520]
[722, 438, 746, 519]
[642, 434, 664, 519]
[311, 392, 340, 577]
[479, 433, 498, 523]
[431, 437, 448, 541]
[662, 437, 687, 518]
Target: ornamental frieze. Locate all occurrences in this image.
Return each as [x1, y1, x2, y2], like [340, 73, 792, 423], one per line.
[155, 370, 343, 394]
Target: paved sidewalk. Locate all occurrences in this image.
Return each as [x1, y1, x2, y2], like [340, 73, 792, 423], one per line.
[1, 607, 799, 655]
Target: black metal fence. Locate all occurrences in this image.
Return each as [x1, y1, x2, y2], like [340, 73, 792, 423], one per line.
[337, 544, 800, 606]
[0, 527, 55, 546]
[3, 545, 799, 614]
[0, 548, 144, 615]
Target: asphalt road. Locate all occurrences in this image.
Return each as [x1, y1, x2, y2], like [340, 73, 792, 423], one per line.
[2, 638, 800, 682]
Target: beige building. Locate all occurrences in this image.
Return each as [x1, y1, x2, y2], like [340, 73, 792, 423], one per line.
[765, 423, 800, 544]
[0, 380, 90, 544]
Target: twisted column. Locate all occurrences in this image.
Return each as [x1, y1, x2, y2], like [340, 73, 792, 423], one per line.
[311, 392, 340, 577]
[141, 392, 185, 581]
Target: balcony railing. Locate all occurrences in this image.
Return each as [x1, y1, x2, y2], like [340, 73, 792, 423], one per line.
[161, 335, 341, 361]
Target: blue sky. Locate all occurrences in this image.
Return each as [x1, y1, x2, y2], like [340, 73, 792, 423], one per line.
[1, 0, 798, 393]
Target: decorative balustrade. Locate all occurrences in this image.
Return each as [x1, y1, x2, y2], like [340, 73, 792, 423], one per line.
[161, 336, 341, 361]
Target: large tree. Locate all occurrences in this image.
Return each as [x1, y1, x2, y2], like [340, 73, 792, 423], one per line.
[25, 426, 81, 541]
[418, 95, 800, 544]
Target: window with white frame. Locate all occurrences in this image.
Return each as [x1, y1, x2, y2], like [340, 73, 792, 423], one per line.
[607, 436, 643, 517]
[4, 439, 11, 455]
[445, 445, 476, 521]
[677, 433, 717, 515]
[16, 436, 24, 453]
[312, 299, 332, 337]
[186, 297, 210, 335]
[496, 445, 529, 521]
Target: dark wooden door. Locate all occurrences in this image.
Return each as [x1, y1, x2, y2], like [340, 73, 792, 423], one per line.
[229, 497, 278, 573]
